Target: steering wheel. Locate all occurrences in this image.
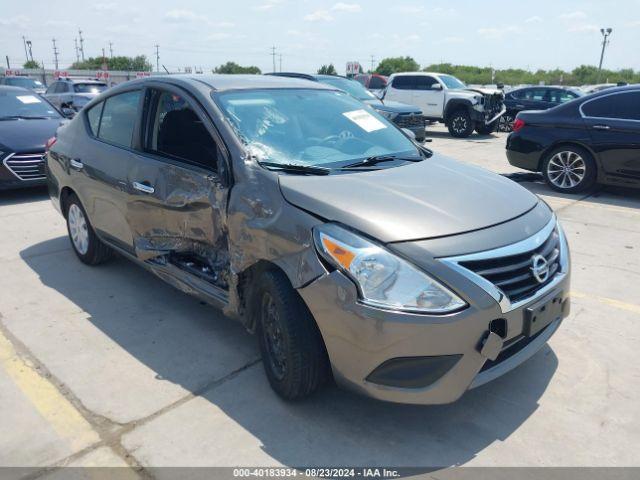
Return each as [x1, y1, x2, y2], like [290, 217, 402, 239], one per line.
[318, 131, 354, 146]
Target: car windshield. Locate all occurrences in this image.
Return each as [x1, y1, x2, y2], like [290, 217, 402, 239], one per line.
[317, 76, 377, 102]
[439, 75, 467, 90]
[0, 90, 61, 119]
[73, 83, 107, 94]
[215, 89, 419, 168]
[5, 77, 44, 90]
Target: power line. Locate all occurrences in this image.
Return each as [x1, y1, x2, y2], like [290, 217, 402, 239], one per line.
[78, 29, 85, 61]
[370, 55, 376, 72]
[278, 53, 282, 72]
[155, 44, 160, 72]
[109, 41, 114, 58]
[270, 45, 276, 73]
[74, 38, 80, 63]
[52, 38, 59, 70]
[22, 36, 29, 62]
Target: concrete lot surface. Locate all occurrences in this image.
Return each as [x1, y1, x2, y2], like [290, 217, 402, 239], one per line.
[1, 125, 639, 478]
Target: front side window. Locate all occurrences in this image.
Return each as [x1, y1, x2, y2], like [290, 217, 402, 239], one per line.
[215, 89, 419, 168]
[146, 90, 218, 169]
[582, 92, 640, 121]
[0, 90, 61, 119]
[318, 76, 377, 101]
[97, 90, 141, 147]
[549, 89, 580, 104]
[415, 76, 438, 90]
[438, 75, 466, 90]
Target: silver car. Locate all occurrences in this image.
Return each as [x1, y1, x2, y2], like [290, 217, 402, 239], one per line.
[47, 75, 570, 404]
[44, 78, 107, 114]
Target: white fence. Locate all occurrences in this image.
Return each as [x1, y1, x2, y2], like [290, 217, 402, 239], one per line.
[0, 67, 157, 88]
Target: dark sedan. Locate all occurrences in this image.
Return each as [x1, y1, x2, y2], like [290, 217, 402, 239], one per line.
[0, 86, 65, 189]
[500, 86, 583, 131]
[506, 86, 640, 193]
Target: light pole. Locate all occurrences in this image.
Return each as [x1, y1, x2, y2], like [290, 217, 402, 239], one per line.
[597, 28, 612, 83]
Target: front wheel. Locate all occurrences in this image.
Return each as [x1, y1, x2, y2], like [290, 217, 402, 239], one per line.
[542, 146, 597, 193]
[65, 194, 113, 265]
[254, 269, 330, 400]
[447, 109, 474, 138]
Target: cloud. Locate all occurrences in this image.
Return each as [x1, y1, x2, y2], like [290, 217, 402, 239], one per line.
[477, 25, 521, 39]
[525, 16, 543, 23]
[431, 7, 456, 15]
[304, 10, 334, 21]
[568, 24, 600, 33]
[163, 9, 203, 22]
[0, 15, 29, 28]
[207, 32, 233, 40]
[91, 2, 117, 11]
[439, 36, 464, 44]
[626, 20, 640, 27]
[559, 11, 587, 20]
[331, 3, 361, 12]
[393, 5, 425, 14]
[254, 0, 284, 11]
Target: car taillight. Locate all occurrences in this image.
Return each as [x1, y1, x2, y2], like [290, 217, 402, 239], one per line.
[45, 137, 57, 151]
[512, 118, 525, 132]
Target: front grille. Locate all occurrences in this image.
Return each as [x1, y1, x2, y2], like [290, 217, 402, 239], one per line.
[4, 152, 46, 181]
[483, 94, 504, 120]
[394, 113, 426, 129]
[459, 228, 561, 303]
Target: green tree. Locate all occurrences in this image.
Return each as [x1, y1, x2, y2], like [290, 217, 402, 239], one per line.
[375, 56, 420, 76]
[70, 55, 152, 71]
[22, 60, 41, 69]
[317, 64, 337, 75]
[213, 61, 261, 74]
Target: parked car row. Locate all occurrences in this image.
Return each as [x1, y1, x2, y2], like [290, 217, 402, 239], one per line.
[45, 74, 571, 404]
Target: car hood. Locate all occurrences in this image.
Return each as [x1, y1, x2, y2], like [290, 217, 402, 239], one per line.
[364, 99, 422, 114]
[464, 87, 504, 98]
[0, 117, 64, 152]
[279, 154, 539, 243]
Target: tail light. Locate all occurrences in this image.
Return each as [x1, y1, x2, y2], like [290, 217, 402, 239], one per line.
[512, 118, 525, 132]
[45, 137, 57, 151]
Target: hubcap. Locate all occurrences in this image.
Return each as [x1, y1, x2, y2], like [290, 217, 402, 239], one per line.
[261, 293, 287, 380]
[499, 115, 514, 132]
[68, 204, 89, 255]
[452, 116, 467, 133]
[547, 151, 586, 189]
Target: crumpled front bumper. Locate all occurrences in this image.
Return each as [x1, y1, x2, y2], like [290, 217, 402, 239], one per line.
[298, 268, 569, 405]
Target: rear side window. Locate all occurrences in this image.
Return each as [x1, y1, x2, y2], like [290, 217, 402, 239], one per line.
[146, 90, 218, 170]
[391, 76, 416, 90]
[97, 90, 141, 147]
[582, 92, 640, 121]
[549, 90, 578, 103]
[369, 76, 386, 89]
[86, 102, 103, 136]
[414, 76, 438, 90]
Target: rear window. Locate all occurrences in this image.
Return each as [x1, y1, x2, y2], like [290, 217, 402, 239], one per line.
[74, 83, 107, 94]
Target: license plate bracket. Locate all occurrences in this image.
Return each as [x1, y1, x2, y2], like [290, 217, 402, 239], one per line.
[523, 291, 564, 337]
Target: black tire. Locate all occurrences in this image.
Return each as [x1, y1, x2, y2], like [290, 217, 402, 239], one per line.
[254, 268, 330, 400]
[542, 146, 597, 194]
[65, 194, 113, 265]
[498, 113, 515, 132]
[475, 120, 498, 135]
[447, 109, 474, 138]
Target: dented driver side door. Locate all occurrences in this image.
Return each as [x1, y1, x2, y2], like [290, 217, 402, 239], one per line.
[124, 85, 231, 288]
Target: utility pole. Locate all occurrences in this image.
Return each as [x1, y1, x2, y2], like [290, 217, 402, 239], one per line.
[22, 36, 29, 62]
[278, 53, 282, 72]
[26, 40, 34, 63]
[370, 55, 376, 73]
[109, 41, 113, 58]
[78, 29, 85, 61]
[52, 38, 59, 70]
[597, 28, 612, 83]
[74, 38, 80, 63]
[6, 56, 10, 69]
[155, 44, 160, 72]
[270, 46, 276, 73]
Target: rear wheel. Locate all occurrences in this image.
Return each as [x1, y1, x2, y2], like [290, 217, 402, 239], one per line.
[498, 113, 515, 132]
[254, 268, 330, 400]
[447, 109, 474, 138]
[65, 194, 113, 265]
[542, 146, 597, 193]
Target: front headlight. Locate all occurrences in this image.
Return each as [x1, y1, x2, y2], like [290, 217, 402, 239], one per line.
[375, 109, 397, 121]
[313, 224, 467, 314]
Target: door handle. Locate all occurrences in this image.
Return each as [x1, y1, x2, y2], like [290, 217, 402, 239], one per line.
[69, 159, 83, 170]
[133, 181, 155, 194]
[592, 124, 610, 130]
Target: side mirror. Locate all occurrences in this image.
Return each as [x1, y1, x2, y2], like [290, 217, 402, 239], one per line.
[61, 107, 75, 118]
[401, 128, 416, 140]
[431, 83, 443, 90]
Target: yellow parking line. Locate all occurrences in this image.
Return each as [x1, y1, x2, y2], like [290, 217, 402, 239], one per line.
[570, 291, 640, 315]
[0, 330, 100, 452]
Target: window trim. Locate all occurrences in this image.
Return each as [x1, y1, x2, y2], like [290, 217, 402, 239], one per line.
[138, 83, 231, 177]
[579, 89, 640, 123]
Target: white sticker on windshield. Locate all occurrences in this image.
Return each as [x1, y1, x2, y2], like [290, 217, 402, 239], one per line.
[342, 109, 387, 133]
[17, 95, 41, 104]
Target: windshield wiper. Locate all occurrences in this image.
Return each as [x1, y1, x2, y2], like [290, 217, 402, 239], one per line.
[342, 154, 423, 169]
[0, 115, 52, 121]
[258, 161, 331, 175]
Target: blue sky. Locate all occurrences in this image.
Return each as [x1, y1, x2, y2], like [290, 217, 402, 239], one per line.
[2, 0, 639, 73]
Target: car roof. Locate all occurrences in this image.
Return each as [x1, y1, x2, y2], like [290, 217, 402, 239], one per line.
[391, 72, 444, 77]
[170, 74, 332, 91]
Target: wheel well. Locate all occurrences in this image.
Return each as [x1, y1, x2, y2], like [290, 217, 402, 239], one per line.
[236, 260, 288, 330]
[539, 142, 597, 171]
[444, 102, 471, 123]
[59, 187, 77, 218]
